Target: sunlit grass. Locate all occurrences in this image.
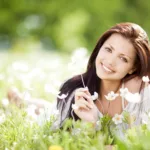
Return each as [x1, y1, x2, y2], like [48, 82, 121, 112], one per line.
[0, 49, 150, 150]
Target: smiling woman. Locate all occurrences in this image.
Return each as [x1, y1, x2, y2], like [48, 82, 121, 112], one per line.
[95, 33, 137, 81]
[56, 22, 150, 131]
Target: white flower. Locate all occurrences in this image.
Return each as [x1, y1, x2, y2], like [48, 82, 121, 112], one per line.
[1, 98, 9, 107]
[125, 92, 141, 103]
[142, 76, 150, 83]
[120, 88, 129, 98]
[105, 91, 119, 101]
[57, 93, 68, 99]
[112, 114, 123, 125]
[91, 92, 98, 101]
[120, 87, 141, 103]
[72, 104, 79, 110]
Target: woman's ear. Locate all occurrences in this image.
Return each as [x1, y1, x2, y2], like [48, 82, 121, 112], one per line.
[128, 68, 136, 74]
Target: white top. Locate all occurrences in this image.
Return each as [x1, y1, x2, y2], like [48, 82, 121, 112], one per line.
[50, 83, 150, 135]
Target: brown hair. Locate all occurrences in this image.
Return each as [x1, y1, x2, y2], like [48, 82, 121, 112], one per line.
[88, 22, 150, 81]
[57, 22, 150, 125]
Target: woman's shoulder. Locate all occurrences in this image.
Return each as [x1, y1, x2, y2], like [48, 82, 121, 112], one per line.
[124, 76, 143, 93]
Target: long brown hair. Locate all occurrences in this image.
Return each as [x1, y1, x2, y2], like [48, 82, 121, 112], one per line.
[57, 22, 150, 124]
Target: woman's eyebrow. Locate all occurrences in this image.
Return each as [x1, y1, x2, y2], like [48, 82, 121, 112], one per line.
[108, 44, 131, 59]
[108, 44, 115, 51]
[120, 54, 131, 60]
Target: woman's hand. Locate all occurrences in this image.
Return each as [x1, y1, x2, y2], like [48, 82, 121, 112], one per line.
[73, 87, 98, 123]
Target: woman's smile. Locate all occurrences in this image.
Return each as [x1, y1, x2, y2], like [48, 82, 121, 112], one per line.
[100, 63, 115, 74]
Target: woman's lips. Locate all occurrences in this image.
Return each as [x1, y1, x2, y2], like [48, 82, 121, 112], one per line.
[101, 63, 114, 73]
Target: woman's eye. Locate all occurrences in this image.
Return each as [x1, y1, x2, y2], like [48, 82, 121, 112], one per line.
[120, 57, 128, 63]
[105, 47, 112, 53]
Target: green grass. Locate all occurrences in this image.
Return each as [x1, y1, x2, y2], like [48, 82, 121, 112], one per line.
[0, 50, 150, 150]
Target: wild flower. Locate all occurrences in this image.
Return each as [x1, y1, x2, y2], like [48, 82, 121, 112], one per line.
[142, 76, 150, 83]
[1, 98, 9, 107]
[120, 87, 141, 103]
[57, 93, 68, 99]
[91, 92, 98, 101]
[112, 114, 123, 125]
[125, 92, 141, 103]
[105, 91, 119, 101]
[120, 87, 129, 98]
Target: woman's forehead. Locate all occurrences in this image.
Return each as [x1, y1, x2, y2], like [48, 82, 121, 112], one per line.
[103, 33, 136, 58]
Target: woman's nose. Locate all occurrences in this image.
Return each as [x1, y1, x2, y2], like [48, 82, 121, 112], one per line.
[107, 55, 116, 66]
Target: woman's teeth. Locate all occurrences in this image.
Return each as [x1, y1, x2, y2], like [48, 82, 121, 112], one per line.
[102, 64, 113, 73]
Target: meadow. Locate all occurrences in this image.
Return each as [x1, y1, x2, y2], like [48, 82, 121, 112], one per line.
[0, 48, 150, 150]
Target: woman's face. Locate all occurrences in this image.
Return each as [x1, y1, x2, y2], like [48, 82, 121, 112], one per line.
[95, 33, 137, 81]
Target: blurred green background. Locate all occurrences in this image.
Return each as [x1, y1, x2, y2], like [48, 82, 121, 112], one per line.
[1, 0, 150, 53]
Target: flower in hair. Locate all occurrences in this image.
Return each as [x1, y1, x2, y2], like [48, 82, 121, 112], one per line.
[105, 91, 119, 101]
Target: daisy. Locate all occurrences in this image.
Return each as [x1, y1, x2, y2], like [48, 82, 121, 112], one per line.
[91, 92, 98, 101]
[105, 91, 119, 101]
[112, 114, 123, 125]
[142, 76, 150, 83]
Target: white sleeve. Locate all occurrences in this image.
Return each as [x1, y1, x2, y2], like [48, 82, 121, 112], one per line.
[141, 84, 150, 113]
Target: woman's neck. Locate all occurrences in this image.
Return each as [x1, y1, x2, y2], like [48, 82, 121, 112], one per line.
[99, 80, 122, 100]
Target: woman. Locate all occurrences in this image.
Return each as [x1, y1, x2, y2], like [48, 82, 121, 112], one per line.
[57, 22, 150, 129]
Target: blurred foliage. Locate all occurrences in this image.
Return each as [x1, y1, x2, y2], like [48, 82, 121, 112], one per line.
[0, 0, 150, 52]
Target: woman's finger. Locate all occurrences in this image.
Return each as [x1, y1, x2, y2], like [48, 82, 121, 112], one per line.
[75, 91, 90, 101]
[74, 102, 90, 111]
[76, 99, 93, 109]
[75, 87, 89, 93]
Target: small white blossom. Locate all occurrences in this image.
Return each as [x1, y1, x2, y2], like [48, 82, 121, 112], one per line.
[120, 88, 129, 98]
[57, 93, 68, 99]
[125, 92, 141, 103]
[112, 114, 123, 125]
[1, 98, 9, 107]
[105, 91, 119, 101]
[142, 76, 150, 83]
[72, 104, 79, 110]
[91, 92, 98, 101]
